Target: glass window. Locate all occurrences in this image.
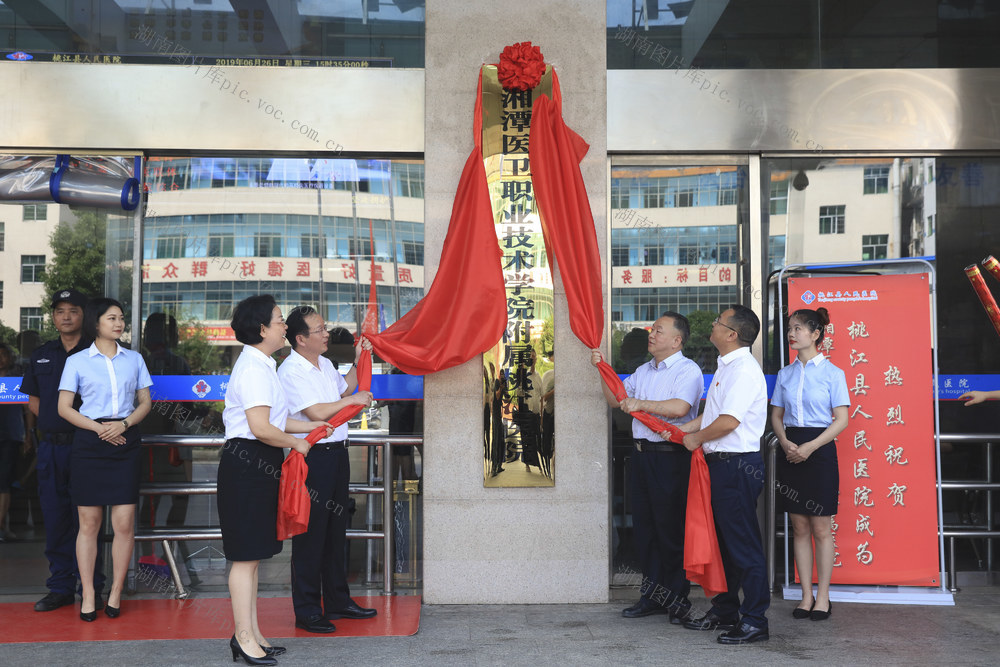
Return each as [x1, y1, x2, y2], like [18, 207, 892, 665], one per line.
[819, 205, 846, 234]
[20, 255, 45, 283]
[23, 204, 46, 221]
[608, 1, 1000, 69]
[19, 307, 43, 331]
[864, 167, 890, 195]
[0, 3, 426, 67]
[770, 178, 789, 215]
[861, 234, 889, 260]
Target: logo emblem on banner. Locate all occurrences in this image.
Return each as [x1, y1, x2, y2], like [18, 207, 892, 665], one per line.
[192, 379, 211, 398]
[801, 290, 816, 304]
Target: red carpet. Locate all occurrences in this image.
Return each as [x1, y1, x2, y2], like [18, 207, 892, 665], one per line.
[0, 595, 419, 643]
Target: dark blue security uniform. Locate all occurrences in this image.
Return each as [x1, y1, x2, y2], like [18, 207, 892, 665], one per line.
[22, 336, 105, 597]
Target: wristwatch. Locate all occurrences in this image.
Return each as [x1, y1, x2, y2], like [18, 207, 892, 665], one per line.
[121, 419, 129, 429]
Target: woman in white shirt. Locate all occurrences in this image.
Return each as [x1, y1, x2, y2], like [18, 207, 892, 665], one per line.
[219, 295, 331, 665]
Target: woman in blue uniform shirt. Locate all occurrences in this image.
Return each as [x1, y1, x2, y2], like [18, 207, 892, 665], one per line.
[58, 298, 152, 621]
[770, 307, 849, 622]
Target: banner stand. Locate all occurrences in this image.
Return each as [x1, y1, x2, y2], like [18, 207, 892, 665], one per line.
[775, 259, 953, 606]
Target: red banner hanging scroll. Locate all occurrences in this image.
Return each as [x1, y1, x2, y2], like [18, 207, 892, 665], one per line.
[787, 274, 939, 586]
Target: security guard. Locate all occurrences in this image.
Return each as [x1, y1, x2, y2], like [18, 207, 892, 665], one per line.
[22, 288, 105, 612]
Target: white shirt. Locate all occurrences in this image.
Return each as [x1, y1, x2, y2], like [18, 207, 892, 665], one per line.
[223, 345, 289, 440]
[623, 350, 704, 442]
[701, 346, 767, 454]
[277, 349, 349, 443]
[59, 342, 152, 419]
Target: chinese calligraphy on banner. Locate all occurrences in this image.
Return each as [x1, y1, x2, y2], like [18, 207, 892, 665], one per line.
[788, 274, 939, 586]
[480, 64, 555, 487]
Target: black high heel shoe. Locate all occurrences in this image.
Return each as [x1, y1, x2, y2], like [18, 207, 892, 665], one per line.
[229, 635, 277, 666]
[104, 604, 120, 618]
[80, 609, 97, 622]
[260, 645, 286, 657]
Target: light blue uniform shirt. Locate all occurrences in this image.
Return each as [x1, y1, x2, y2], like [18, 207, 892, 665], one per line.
[771, 354, 850, 428]
[59, 342, 153, 419]
[623, 350, 704, 442]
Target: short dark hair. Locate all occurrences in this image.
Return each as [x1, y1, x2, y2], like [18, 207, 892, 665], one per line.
[231, 295, 277, 345]
[83, 298, 124, 340]
[661, 311, 690, 345]
[728, 304, 760, 346]
[285, 306, 317, 350]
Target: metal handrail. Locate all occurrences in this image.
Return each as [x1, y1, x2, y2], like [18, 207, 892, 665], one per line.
[134, 432, 420, 598]
[768, 432, 999, 593]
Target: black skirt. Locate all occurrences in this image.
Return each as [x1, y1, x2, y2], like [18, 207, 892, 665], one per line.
[217, 438, 284, 561]
[70, 424, 142, 506]
[775, 426, 839, 516]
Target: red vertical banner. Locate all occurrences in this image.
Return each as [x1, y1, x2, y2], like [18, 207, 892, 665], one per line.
[787, 274, 939, 586]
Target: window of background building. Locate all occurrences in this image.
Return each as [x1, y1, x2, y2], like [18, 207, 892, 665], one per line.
[22, 204, 46, 221]
[864, 166, 890, 195]
[819, 205, 846, 234]
[862, 234, 889, 260]
[0, 281, 3, 309]
[770, 179, 789, 215]
[19, 307, 42, 331]
[20, 255, 45, 283]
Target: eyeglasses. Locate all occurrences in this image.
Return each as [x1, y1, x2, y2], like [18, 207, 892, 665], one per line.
[306, 325, 329, 336]
[713, 318, 738, 334]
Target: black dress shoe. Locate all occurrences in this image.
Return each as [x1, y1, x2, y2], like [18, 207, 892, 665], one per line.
[683, 611, 740, 631]
[295, 614, 337, 633]
[622, 599, 669, 618]
[717, 621, 769, 644]
[34, 592, 76, 612]
[810, 600, 832, 621]
[80, 609, 97, 622]
[260, 645, 286, 656]
[104, 604, 120, 618]
[326, 601, 378, 620]
[668, 602, 693, 625]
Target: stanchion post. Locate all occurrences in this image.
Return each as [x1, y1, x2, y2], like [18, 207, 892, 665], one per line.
[383, 441, 395, 595]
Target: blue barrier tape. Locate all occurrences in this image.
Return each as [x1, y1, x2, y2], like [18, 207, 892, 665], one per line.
[2, 373, 997, 404]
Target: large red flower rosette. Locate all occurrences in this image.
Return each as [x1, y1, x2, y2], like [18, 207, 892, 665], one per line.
[497, 41, 546, 91]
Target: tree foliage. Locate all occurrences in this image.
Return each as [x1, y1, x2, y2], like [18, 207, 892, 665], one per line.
[42, 208, 108, 307]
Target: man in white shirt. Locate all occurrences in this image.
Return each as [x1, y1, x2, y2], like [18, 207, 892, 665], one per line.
[592, 312, 704, 623]
[278, 306, 375, 633]
[679, 305, 770, 645]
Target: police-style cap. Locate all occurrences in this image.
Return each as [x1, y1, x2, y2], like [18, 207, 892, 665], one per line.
[50, 288, 88, 309]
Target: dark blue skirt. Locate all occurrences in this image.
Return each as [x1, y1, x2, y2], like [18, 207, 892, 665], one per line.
[70, 425, 142, 506]
[775, 426, 839, 516]
[217, 438, 284, 562]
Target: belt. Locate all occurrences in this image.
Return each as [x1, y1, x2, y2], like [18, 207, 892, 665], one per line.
[704, 451, 754, 462]
[634, 438, 686, 453]
[311, 439, 349, 451]
[41, 431, 75, 445]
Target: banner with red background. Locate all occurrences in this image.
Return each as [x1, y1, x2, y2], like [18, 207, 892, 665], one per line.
[787, 274, 939, 586]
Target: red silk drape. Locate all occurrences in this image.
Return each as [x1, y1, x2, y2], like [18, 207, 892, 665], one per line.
[529, 79, 726, 598]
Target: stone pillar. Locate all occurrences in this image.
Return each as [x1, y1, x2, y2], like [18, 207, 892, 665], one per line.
[423, 0, 609, 603]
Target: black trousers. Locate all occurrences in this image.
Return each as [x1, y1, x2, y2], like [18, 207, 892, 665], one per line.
[630, 444, 691, 608]
[706, 451, 770, 628]
[291, 444, 351, 618]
